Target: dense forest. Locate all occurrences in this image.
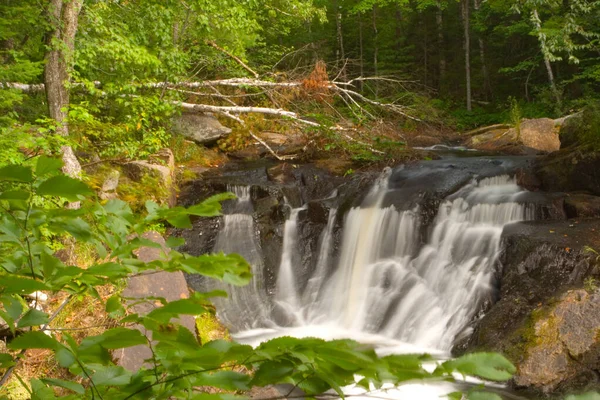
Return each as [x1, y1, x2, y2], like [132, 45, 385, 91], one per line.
[1, 0, 600, 399]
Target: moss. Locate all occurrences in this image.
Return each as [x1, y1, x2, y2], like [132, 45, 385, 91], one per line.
[196, 312, 230, 344]
[117, 173, 169, 212]
[501, 305, 554, 364]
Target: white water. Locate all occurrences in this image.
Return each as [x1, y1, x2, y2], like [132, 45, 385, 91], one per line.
[208, 173, 533, 398]
[209, 185, 270, 329]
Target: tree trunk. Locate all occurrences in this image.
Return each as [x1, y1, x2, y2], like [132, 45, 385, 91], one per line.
[358, 13, 364, 91]
[473, 0, 491, 99]
[462, 0, 472, 111]
[372, 5, 379, 99]
[422, 12, 428, 87]
[336, 9, 347, 81]
[45, 0, 83, 179]
[436, 0, 446, 92]
[531, 9, 561, 105]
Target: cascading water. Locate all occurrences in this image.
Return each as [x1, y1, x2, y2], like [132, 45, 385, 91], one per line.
[202, 168, 534, 397]
[262, 171, 533, 352]
[208, 185, 270, 329]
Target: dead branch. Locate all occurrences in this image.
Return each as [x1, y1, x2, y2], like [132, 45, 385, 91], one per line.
[463, 123, 511, 136]
[206, 40, 259, 79]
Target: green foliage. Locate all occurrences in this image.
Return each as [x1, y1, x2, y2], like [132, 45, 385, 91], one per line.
[570, 102, 600, 150]
[508, 97, 522, 139]
[0, 159, 519, 398]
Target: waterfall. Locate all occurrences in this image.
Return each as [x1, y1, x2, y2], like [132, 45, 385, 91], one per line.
[208, 185, 270, 329]
[206, 173, 533, 353]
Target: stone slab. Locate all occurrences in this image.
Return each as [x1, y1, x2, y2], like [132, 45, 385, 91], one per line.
[115, 231, 196, 371]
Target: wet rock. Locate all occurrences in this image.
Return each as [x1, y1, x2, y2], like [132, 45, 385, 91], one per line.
[564, 194, 600, 219]
[455, 219, 600, 396]
[267, 163, 296, 185]
[229, 146, 262, 160]
[173, 112, 232, 145]
[411, 135, 442, 147]
[536, 147, 600, 196]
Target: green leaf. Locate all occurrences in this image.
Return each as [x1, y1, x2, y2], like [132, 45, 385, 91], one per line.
[191, 371, 251, 391]
[165, 236, 185, 248]
[41, 378, 85, 395]
[56, 347, 76, 368]
[0, 353, 14, 368]
[36, 157, 63, 176]
[17, 309, 49, 328]
[80, 328, 147, 350]
[8, 331, 60, 350]
[251, 360, 295, 386]
[441, 353, 516, 382]
[91, 366, 132, 386]
[36, 175, 93, 201]
[166, 212, 192, 228]
[1, 295, 24, 322]
[146, 298, 209, 322]
[468, 391, 502, 400]
[86, 262, 130, 278]
[31, 379, 57, 400]
[0, 190, 30, 201]
[186, 192, 236, 217]
[105, 295, 124, 316]
[0, 165, 34, 183]
[0, 276, 48, 294]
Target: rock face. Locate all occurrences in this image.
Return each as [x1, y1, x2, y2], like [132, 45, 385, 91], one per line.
[467, 118, 560, 154]
[173, 112, 232, 144]
[536, 147, 600, 196]
[456, 219, 600, 396]
[514, 290, 600, 394]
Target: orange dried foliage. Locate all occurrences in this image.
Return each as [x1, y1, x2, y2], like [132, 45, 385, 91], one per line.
[301, 60, 331, 102]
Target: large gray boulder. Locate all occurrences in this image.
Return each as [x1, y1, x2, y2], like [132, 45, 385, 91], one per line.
[173, 112, 232, 144]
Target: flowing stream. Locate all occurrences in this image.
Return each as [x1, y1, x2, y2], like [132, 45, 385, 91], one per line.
[202, 167, 535, 398]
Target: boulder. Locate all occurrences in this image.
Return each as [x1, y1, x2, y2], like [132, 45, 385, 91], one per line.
[455, 219, 600, 396]
[515, 290, 600, 394]
[123, 148, 176, 206]
[564, 194, 600, 219]
[173, 112, 232, 145]
[260, 132, 308, 157]
[466, 118, 560, 154]
[536, 147, 600, 196]
[99, 169, 120, 201]
[555, 113, 584, 148]
[519, 118, 560, 153]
